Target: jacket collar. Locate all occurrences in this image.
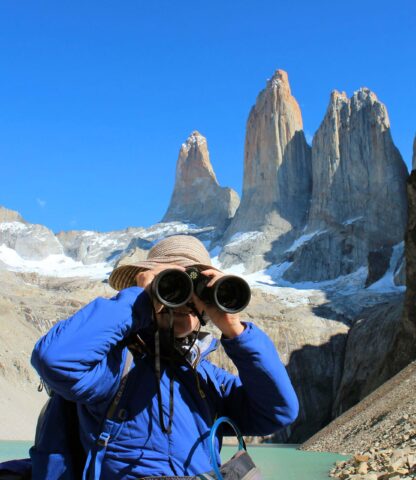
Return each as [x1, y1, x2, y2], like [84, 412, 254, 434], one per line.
[174, 331, 218, 368]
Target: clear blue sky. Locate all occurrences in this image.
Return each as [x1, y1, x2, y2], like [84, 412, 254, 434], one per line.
[1, 0, 415, 233]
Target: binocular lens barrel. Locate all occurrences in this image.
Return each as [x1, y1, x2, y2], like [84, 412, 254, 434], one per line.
[151, 269, 193, 308]
[212, 276, 251, 313]
[152, 268, 251, 313]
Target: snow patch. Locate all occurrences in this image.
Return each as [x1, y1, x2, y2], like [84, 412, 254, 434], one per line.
[286, 230, 324, 253]
[367, 242, 405, 293]
[227, 231, 262, 247]
[0, 244, 111, 279]
[343, 216, 364, 226]
[0, 222, 27, 232]
[141, 222, 215, 241]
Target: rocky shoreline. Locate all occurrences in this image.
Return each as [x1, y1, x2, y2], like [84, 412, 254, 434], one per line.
[330, 447, 416, 479]
[301, 361, 416, 479]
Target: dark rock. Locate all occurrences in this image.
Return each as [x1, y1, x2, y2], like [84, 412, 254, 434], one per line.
[365, 246, 393, 287]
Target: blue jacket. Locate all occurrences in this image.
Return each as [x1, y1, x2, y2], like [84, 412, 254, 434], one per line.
[31, 287, 299, 479]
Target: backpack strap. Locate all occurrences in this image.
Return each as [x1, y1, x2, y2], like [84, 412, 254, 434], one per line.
[209, 417, 245, 480]
[82, 349, 134, 480]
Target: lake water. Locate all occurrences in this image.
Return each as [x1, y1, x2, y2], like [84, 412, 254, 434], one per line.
[0, 441, 348, 479]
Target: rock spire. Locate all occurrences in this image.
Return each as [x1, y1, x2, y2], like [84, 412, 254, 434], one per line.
[227, 70, 311, 235]
[283, 88, 409, 282]
[220, 70, 312, 271]
[162, 131, 239, 229]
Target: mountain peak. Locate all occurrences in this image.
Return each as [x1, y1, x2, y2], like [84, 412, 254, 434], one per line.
[230, 67, 310, 233]
[162, 132, 239, 228]
[181, 130, 207, 153]
[266, 69, 291, 95]
[330, 90, 348, 103]
[176, 130, 215, 182]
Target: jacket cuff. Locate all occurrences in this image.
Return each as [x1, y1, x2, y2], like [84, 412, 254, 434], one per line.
[220, 321, 252, 347]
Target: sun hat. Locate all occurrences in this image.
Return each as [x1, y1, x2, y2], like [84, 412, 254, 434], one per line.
[109, 234, 217, 291]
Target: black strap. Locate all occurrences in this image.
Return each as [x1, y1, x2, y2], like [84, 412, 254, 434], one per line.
[154, 307, 175, 434]
[188, 301, 207, 326]
[149, 301, 206, 435]
[106, 349, 134, 420]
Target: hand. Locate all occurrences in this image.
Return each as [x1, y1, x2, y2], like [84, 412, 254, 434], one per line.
[135, 264, 186, 314]
[191, 268, 245, 339]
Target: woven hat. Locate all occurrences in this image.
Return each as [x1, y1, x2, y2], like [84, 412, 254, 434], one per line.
[109, 234, 216, 291]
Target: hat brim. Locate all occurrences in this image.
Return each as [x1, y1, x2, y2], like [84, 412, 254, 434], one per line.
[108, 258, 218, 291]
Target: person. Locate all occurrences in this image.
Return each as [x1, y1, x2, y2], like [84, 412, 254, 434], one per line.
[30, 235, 299, 479]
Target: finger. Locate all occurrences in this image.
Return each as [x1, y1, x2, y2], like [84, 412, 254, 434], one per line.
[200, 268, 223, 277]
[199, 269, 223, 287]
[206, 277, 220, 288]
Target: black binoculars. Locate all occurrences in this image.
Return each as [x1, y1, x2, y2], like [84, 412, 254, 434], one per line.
[151, 267, 251, 314]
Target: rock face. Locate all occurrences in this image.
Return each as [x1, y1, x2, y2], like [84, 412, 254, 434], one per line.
[220, 70, 312, 271]
[228, 70, 311, 234]
[300, 137, 416, 450]
[57, 223, 218, 266]
[0, 206, 25, 223]
[374, 138, 416, 383]
[56, 229, 140, 265]
[332, 296, 404, 416]
[162, 131, 239, 230]
[283, 89, 408, 283]
[0, 219, 64, 260]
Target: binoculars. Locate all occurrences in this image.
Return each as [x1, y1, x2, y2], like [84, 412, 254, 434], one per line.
[151, 267, 251, 314]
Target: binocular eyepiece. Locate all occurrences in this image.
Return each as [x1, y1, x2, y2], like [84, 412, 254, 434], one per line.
[151, 268, 251, 314]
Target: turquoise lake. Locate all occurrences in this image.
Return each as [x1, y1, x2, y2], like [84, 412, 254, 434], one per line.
[0, 441, 349, 479]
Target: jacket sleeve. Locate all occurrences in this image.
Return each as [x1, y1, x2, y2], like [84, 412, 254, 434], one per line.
[31, 286, 153, 404]
[212, 322, 299, 436]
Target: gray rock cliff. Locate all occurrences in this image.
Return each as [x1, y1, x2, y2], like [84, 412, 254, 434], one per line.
[0, 210, 64, 260]
[373, 137, 416, 382]
[283, 88, 408, 283]
[332, 296, 404, 416]
[56, 228, 141, 265]
[162, 131, 239, 230]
